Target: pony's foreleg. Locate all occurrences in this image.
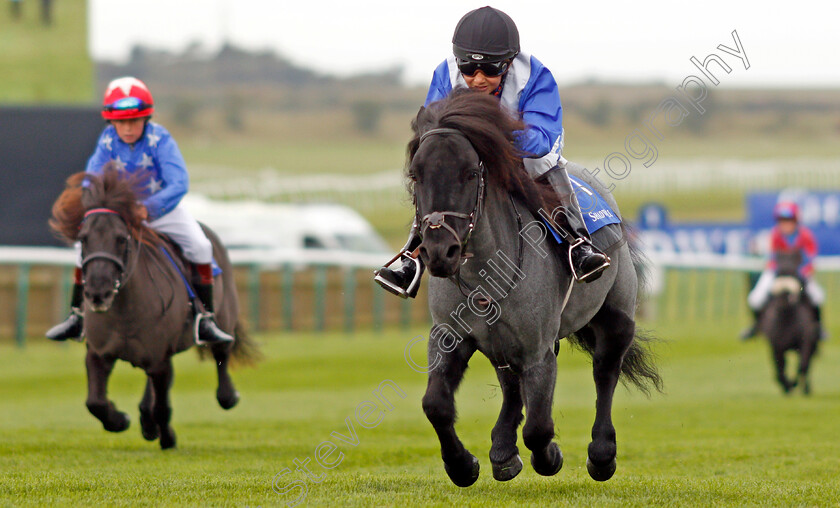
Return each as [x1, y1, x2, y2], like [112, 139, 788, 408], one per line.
[587, 309, 636, 482]
[422, 336, 478, 487]
[211, 343, 239, 410]
[489, 367, 524, 481]
[772, 347, 794, 394]
[149, 360, 176, 450]
[521, 349, 563, 477]
[139, 378, 159, 441]
[85, 349, 130, 432]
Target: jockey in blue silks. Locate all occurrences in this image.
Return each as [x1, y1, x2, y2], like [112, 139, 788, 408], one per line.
[375, 6, 610, 298]
[46, 76, 233, 345]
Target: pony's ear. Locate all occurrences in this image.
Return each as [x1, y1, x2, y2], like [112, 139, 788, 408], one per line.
[410, 106, 427, 135]
[413, 105, 444, 138]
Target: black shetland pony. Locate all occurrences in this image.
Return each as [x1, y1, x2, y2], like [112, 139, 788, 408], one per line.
[51, 167, 258, 449]
[758, 251, 820, 395]
[410, 90, 661, 486]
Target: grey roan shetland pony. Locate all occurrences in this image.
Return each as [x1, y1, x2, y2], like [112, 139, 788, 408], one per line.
[51, 168, 257, 449]
[410, 90, 661, 486]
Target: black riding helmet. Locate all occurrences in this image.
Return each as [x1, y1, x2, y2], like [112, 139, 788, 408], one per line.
[452, 6, 520, 63]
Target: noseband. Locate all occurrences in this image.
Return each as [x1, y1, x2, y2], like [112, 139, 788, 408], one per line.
[415, 128, 486, 253]
[80, 208, 132, 291]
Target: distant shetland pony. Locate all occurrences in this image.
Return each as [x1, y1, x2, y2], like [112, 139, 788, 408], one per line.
[758, 251, 820, 394]
[51, 167, 257, 449]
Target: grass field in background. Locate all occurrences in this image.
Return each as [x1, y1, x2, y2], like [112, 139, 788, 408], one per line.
[2, 318, 839, 507]
[0, 0, 92, 103]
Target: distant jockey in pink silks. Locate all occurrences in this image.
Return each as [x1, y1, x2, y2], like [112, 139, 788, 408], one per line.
[741, 201, 825, 340]
[46, 77, 233, 345]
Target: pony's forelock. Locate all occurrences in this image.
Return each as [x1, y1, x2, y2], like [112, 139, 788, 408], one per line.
[50, 164, 161, 246]
[407, 89, 562, 221]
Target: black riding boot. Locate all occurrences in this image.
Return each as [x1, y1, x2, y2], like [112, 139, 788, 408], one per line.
[193, 283, 234, 345]
[374, 221, 425, 299]
[46, 283, 85, 341]
[739, 308, 761, 341]
[540, 165, 610, 282]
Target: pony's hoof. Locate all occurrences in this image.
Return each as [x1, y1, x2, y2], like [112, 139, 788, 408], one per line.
[104, 412, 131, 433]
[217, 389, 240, 410]
[139, 410, 159, 441]
[586, 456, 617, 482]
[444, 454, 480, 487]
[140, 421, 159, 441]
[159, 428, 177, 450]
[492, 454, 523, 481]
[531, 442, 563, 476]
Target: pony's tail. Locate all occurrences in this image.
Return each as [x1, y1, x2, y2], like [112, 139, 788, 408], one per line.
[565, 222, 664, 395]
[229, 321, 262, 367]
[618, 329, 663, 396]
[195, 321, 262, 366]
[566, 328, 663, 396]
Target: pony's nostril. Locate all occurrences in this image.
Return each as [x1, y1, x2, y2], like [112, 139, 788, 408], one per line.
[445, 244, 460, 260]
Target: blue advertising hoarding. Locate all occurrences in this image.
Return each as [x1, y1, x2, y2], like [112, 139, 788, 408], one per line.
[637, 189, 840, 257]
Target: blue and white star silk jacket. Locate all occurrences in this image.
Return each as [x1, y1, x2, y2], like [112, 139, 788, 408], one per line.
[425, 52, 565, 178]
[85, 122, 188, 221]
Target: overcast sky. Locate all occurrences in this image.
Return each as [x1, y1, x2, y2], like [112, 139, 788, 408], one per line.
[89, 0, 839, 89]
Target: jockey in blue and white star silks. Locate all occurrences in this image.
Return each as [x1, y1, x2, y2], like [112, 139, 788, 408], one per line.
[424, 50, 564, 181]
[46, 76, 233, 345]
[374, 6, 610, 299]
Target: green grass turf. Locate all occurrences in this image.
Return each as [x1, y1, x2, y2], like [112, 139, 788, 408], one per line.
[0, 0, 93, 103]
[1, 318, 839, 507]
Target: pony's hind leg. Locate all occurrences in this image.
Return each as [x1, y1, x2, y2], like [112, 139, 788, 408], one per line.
[85, 349, 130, 433]
[139, 378, 159, 441]
[521, 349, 563, 477]
[422, 336, 479, 487]
[211, 343, 239, 410]
[149, 359, 177, 450]
[490, 368, 524, 481]
[585, 306, 636, 481]
[797, 336, 819, 396]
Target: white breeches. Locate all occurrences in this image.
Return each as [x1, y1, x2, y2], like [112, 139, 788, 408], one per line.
[747, 269, 825, 310]
[75, 203, 212, 266]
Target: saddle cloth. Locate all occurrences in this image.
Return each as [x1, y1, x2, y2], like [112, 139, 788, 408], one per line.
[542, 175, 624, 253]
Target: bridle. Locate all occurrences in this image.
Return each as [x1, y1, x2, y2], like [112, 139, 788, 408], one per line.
[415, 128, 486, 252]
[413, 127, 525, 302]
[80, 208, 139, 293]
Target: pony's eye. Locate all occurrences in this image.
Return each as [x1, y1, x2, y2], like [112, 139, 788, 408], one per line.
[408, 172, 418, 182]
[467, 171, 478, 180]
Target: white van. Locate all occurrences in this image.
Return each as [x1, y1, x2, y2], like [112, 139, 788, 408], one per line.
[181, 195, 391, 257]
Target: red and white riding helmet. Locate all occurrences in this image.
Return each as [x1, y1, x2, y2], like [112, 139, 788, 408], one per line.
[101, 76, 154, 120]
[774, 201, 799, 222]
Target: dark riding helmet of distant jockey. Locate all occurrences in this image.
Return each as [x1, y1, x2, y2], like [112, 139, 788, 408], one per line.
[774, 201, 799, 222]
[452, 6, 520, 77]
[101, 76, 154, 121]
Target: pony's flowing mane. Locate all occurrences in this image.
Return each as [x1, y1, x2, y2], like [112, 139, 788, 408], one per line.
[50, 163, 161, 246]
[407, 88, 562, 219]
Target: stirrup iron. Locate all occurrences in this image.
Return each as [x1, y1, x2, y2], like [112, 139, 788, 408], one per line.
[567, 238, 611, 282]
[374, 251, 422, 299]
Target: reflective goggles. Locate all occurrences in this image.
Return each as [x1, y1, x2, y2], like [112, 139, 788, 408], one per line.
[103, 97, 152, 112]
[456, 58, 510, 77]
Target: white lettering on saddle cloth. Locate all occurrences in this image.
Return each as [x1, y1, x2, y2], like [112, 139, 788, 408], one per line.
[588, 209, 616, 222]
